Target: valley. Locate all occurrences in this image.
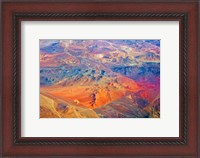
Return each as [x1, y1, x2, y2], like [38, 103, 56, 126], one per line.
[40, 39, 160, 118]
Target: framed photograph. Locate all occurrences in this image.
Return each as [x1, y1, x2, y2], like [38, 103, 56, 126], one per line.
[1, 1, 199, 157]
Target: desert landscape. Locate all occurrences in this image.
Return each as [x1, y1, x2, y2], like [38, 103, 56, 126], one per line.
[40, 39, 160, 118]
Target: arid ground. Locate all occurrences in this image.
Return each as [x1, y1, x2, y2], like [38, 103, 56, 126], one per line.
[40, 40, 160, 118]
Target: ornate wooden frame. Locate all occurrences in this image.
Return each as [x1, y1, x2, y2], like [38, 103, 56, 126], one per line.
[1, 1, 199, 157]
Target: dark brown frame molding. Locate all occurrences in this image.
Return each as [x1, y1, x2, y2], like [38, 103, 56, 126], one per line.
[1, 1, 199, 157]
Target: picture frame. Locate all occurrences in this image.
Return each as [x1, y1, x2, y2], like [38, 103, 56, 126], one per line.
[1, 0, 199, 157]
